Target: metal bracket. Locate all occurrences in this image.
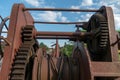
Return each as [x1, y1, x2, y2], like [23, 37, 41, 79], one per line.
[111, 35, 120, 46]
[0, 36, 11, 46]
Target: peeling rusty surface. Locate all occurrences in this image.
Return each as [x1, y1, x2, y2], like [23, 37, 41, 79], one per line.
[0, 4, 34, 80]
[105, 7, 119, 61]
[0, 4, 20, 80]
[91, 62, 120, 77]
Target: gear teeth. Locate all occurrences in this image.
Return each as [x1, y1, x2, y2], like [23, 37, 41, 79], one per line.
[101, 36, 108, 38]
[9, 26, 34, 80]
[15, 55, 27, 60]
[100, 39, 108, 42]
[101, 30, 109, 32]
[101, 27, 108, 30]
[12, 65, 25, 69]
[14, 60, 26, 64]
[87, 13, 109, 55]
[99, 21, 109, 48]
[17, 52, 28, 56]
[10, 75, 24, 80]
[12, 69, 25, 75]
[22, 25, 33, 43]
[18, 48, 29, 52]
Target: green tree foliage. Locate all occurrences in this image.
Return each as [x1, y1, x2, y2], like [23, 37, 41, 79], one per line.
[61, 42, 74, 57]
[39, 42, 49, 50]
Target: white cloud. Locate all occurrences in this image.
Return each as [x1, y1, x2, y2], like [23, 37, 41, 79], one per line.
[114, 14, 120, 30]
[78, 13, 93, 21]
[70, 0, 93, 9]
[38, 11, 58, 22]
[70, 0, 120, 30]
[34, 11, 69, 22]
[71, 5, 80, 9]
[98, 0, 120, 13]
[24, 0, 44, 7]
[61, 16, 68, 22]
[70, 6, 81, 14]
[81, 0, 93, 6]
[98, 0, 120, 30]
[70, 0, 95, 9]
[110, 4, 120, 14]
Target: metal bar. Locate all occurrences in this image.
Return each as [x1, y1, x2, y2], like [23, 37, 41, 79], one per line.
[34, 21, 87, 24]
[24, 8, 100, 12]
[36, 31, 94, 37]
[0, 16, 9, 30]
[36, 36, 76, 39]
[0, 36, 11, 46]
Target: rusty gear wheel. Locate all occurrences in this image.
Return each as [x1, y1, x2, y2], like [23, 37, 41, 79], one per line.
[87, 13, 109, 55]
[9, 25, 38, 80]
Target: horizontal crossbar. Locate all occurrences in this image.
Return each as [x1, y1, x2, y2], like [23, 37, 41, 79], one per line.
[36, 36, 76, 39]
[34, 21, 87, 24]
[36, 31, 93, 36]
[24, 8, 100, 12]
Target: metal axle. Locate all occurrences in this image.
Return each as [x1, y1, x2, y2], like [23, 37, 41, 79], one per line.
[34, 21, 87, 24]
[36, 31, 94, 37]
[24, 8, 100, 12]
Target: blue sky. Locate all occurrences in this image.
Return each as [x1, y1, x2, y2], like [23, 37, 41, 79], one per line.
[0, 0, 120, 47]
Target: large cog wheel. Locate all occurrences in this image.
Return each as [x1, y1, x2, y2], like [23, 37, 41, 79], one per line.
[9, 25, 37, 80]
[87, 13, 109, 55]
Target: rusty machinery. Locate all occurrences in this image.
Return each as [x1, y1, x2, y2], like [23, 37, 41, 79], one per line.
[0, 3, 120, 80]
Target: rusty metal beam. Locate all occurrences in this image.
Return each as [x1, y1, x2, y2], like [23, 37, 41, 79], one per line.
[36, 31, 94, 37]
[34, 21, 87, 24]
[91, 62, 120, 77]
[0, 4, 34, 80]
[36, 36, 76, 39]
[24, 8, 100, 12]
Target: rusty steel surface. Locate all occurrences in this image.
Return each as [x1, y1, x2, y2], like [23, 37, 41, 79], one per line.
[36, 36, 78, 39]
[9, 25, 36, 80]
[0, 4, 20, 79]
[72, 41, 91, 80]
[32, 49, 42, 80]
[36, 31, 94, 37]
[33, 48, 58, 80]
[0, 4, 34, 80]
[87, 6, 120, 79]
[91, 62, 120, 77]
[104, 7, 119, 61]
[52, 39, 60, 57]
[0, 3, 120, 80]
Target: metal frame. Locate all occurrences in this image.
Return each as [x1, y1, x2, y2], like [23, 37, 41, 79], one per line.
[0, 4, 120, 80]
[0, 4, 34, 80]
